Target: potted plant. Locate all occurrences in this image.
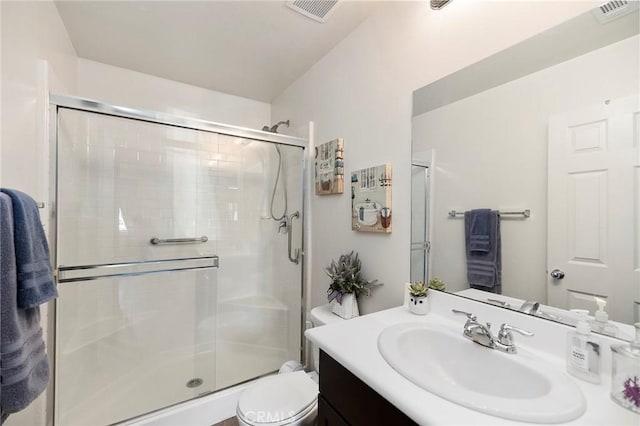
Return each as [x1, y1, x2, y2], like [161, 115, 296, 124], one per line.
[428, 278, 446, 291]
[325, 251, 380, 319]
[408, 281, 429, 315]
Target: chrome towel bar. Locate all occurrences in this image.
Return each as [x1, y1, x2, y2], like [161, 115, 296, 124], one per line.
[448, 209, 530, 218]
[150, 236, 208, 245]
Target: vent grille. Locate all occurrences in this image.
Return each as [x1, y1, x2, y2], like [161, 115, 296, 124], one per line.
[592, 0, 638, 23]
[600, 0, 628, 14]
[285, 0, 340, 23]
[431, 0, 453, 10]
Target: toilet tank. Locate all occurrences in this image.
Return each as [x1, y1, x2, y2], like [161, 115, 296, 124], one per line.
[309, 304, 343, 372]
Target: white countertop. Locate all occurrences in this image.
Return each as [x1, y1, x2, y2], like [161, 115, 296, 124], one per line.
[305, 291, 638, 425]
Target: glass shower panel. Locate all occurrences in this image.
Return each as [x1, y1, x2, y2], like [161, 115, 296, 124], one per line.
[56, 268, 216, 426]
[214, 136, 303, 389]
[55, 107, 306, 425]
[55, 109, 219, 425]
[56, 109, 219, 266]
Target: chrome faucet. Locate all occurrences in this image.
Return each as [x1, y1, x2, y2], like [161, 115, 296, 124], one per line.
[496, 323, 534, 354]
[519, 300, 540, 315]
[452, 309, 533, 354]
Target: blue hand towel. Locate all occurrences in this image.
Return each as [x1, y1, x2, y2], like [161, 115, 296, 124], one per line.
[1, 193, 52, 422]
[465, 210, 502, 294]
[467, 209, 491, 253]
[0, 189, 57, 308]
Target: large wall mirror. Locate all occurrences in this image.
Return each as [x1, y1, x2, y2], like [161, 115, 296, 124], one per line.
[411, 5, 639, 341]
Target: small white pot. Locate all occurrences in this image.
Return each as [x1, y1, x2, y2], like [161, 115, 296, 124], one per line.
[331, 293, 359, 319]
[408, 295, 429, 315]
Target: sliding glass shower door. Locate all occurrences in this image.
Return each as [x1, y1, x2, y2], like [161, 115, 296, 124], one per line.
[54, 107, 303, 425]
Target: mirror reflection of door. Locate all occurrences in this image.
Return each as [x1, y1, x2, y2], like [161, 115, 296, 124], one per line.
[411, 164, 430, 283]
[547, 95, 639, 324]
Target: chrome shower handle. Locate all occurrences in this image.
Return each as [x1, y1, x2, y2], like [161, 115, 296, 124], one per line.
[287, 211, 301, 265]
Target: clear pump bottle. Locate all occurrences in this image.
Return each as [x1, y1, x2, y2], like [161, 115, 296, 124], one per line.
[566, 311, 601, 384]
[589, 297, 619, 337]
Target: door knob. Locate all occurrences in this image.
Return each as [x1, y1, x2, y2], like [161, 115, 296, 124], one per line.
[550, 269, 565, 279]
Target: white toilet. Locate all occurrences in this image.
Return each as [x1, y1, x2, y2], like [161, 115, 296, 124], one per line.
[236, 304, 342, 426]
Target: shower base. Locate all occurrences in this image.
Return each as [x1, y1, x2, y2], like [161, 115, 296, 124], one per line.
[59, 343, 285, 426]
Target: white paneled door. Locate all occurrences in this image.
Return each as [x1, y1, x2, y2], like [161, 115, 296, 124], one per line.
[547, 95, 640, 324]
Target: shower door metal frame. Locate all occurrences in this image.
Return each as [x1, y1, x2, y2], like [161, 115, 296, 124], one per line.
[410, 163, 431, 284]
[47, 94, 308, 426]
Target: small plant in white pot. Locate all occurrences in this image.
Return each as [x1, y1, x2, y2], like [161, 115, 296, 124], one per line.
[325, 251, 381, 319]
[408, 281, 429, 315]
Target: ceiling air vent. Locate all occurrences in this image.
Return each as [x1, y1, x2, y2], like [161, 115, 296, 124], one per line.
[285, 0, 341, 23]
[592, 0, 639, 24]
[430, 0, 453, 10]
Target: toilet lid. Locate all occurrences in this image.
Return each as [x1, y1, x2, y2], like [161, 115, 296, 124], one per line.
[238, 371, 318, 424]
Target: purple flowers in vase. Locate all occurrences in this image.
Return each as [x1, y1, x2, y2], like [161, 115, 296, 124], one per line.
[623, 376, 640, 408]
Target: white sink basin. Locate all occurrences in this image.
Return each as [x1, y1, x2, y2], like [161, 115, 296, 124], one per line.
[378, 322, 586, 423]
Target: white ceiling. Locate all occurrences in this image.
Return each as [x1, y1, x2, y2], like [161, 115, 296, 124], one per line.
[55, 1, 378, 102]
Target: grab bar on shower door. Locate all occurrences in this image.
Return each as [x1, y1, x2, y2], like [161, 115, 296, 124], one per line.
[288, 211, 301, 265]
[150, 236, 208, 245]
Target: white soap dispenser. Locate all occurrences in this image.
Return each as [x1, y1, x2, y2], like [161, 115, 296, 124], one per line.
[589, 297, 619, 337]
[566, 311, 601, 384]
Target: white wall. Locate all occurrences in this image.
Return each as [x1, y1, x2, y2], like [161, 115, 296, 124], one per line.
[413, 35, 639, 302]
[77, 59, 271, 130]
[0, 0, 77, 199]
[0, 2, 77, 425]
[272, 0, 598, 315]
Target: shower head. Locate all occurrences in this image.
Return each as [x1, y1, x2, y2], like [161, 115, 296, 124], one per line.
[262, 120, 290, 133]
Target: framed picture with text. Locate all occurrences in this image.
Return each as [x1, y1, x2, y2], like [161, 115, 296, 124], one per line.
[315, 138, 344, 195]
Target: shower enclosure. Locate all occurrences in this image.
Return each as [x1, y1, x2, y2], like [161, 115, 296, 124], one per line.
[50, 96, 306, 425]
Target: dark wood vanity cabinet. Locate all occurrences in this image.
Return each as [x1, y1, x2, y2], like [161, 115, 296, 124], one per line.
[318, 350, 418, 426]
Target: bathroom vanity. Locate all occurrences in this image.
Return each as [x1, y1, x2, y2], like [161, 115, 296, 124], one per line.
[306, 291, 638, 425]
[317, 350, 416, 425]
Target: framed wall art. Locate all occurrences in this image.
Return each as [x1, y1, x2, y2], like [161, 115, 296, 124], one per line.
[315, 138, 344, 195]
[351, 164, 392, 233]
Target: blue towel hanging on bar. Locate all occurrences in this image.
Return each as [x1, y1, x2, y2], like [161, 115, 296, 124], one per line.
[0, 189, 57, 423]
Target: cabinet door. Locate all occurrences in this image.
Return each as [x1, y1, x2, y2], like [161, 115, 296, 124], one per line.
[317, 395, 349, 426]
[320, 350, 418, 426]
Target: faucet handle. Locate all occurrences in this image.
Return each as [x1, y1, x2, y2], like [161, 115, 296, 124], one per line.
[501, 324, 534, 336]
[497, 323, 534, 347]
[452, 309, 477, 322]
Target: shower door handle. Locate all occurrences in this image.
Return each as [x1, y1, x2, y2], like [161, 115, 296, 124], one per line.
[288, 211, 301, 265]
[150, 236, 208, 245]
